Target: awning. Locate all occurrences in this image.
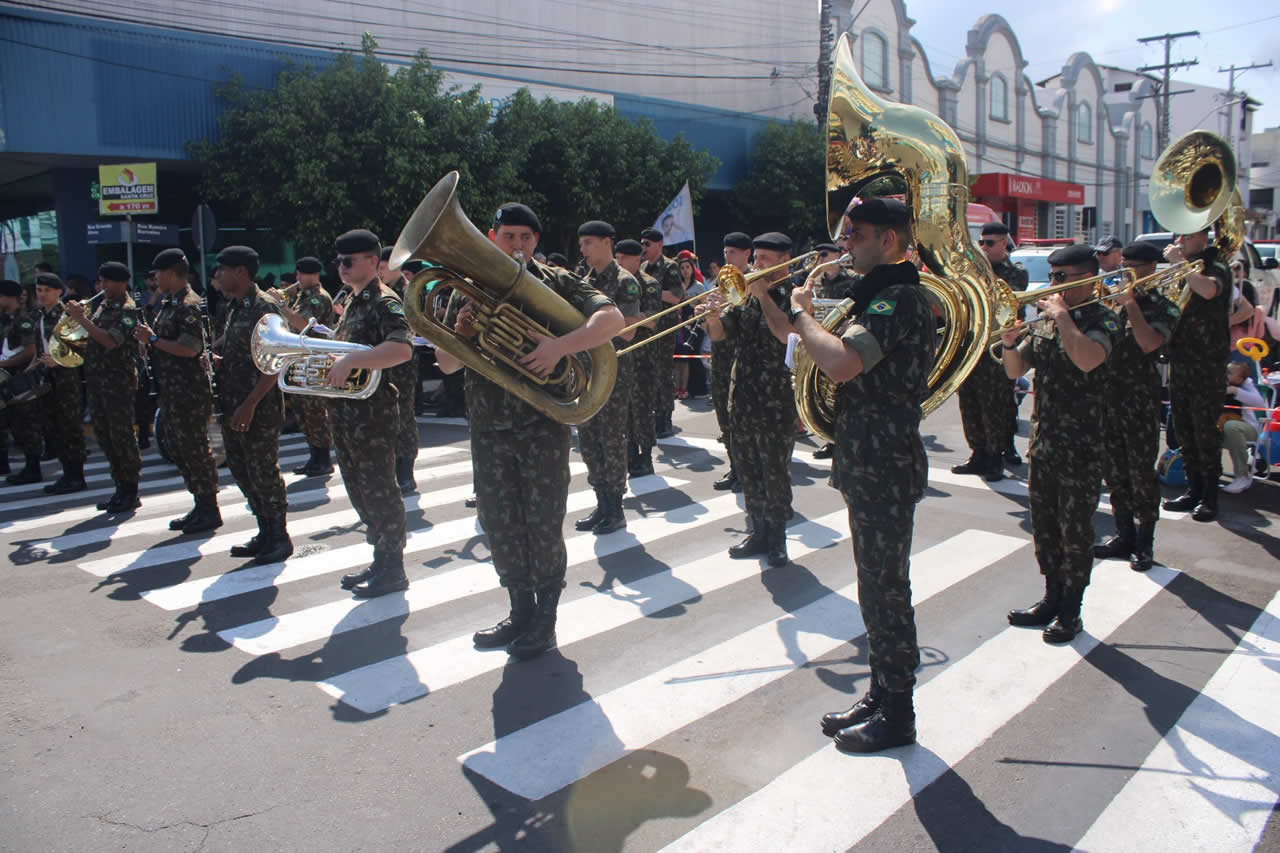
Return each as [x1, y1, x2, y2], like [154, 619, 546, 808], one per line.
[972, 173, 1085, 205]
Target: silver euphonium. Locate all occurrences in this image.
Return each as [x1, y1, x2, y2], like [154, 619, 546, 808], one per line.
[250, 314, 381, 399]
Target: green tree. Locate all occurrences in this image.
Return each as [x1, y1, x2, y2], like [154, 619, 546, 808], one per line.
[731, 121, 828, 247]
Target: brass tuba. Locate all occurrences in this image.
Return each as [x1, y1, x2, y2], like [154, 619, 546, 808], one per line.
[390, 171, 617, 425]
[49, 291, 105, 368]
[250, 314, 381, 399]
[794, 34, 997, 443]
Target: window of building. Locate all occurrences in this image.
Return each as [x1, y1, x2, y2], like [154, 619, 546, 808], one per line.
[989, 73, 1009, 122]
[1140, 122, 1154, 159]
[1077, 102, 1093, 144]
[1114, 82, 1133, 92]
[861, 30, 889, 90]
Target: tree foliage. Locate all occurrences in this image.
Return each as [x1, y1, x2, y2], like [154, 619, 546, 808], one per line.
[730, 121, 828, 248]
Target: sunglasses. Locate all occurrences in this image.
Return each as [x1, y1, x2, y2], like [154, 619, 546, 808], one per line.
[980, 239, 1003, 247]
[640, 240, 654, 247]
[1047, 270, 1086, 283]
[336, 255, 365, 269]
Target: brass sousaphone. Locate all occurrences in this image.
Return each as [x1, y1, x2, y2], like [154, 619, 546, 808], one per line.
[390, 171, 617, 425]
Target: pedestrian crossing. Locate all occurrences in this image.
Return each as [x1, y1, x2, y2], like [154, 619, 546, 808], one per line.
[2, 414, 1276, 852]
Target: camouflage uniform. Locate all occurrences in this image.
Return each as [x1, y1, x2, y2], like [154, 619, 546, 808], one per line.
[468, 260, 615, 590]
[720, 284, 797, 524]
[32, 304, 86, 468]
[1168, 248, 1231, 483]
[958, 257, 1027, 459]
[818, 269, 862, 301]
[385, 275, 419, 466]
[215, 285, 287, 519]
[85, 296, 142, 486]
[628, 268, 664, 453]
[1018, 302, 1122, 592]
[151, 286, 217, 499]
[287, 285, 335, 451]
[579, 261, 640, 493]
[642, 255, 684, 427]
[1, 310, 40, 465]
[709, 336, 736, 452]
[326, 280, 413, 553]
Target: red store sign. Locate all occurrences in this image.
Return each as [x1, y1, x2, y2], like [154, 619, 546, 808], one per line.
[972, 173, 1085, 205]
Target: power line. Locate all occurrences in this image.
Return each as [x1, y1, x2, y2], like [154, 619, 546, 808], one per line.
[1136, 30, 1199, 152]
[1219, 61, 1273, 156]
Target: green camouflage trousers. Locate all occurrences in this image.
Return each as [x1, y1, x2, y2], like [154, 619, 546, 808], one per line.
[1028, 454, 1102, 591]
[958, 355, 1015, 455]
[628, 337, 657, 451]
[1102, 385, 1161, 525]
[221, 413, 286, 519]
[159, 396, 217, 498]
[89, 385, 141, 485]
[579, 356, 634, 493]
[1170, 358, 1228, 482]
[734, 425, 794, 523]
[330, 396, 406, 553]
[293, 397, 331, 450]
[848, 499, 920, 693]
[390, 362, 419, 462]
[711, 339, 734, 463]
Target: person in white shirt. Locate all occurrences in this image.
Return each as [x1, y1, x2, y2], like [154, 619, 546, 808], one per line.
[1222, 361, 1267, 494]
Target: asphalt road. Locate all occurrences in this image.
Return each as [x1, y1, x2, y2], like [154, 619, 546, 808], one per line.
[1, 393, 1277, 852]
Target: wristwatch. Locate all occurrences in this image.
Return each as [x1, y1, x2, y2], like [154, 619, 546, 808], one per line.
[149, 334, 158, 345]
[787, 304, 805, 325]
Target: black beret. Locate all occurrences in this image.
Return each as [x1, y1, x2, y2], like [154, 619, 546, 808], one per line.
[379, 246, 394, 262]
[216, 245, 260, 270]
[493, 203, 542, 234]
[981, 221, 1010, 237]
[295, 256, 323, 274]
[640, 227, 663, 242]
[1047, 244, 1098, 267]
[34, 273, 65, 291]
[1122, 241, 1162, 263]
[400, 259, 428, 274]
[280, 272, 297, 284]
[814, 242, 840, 253]
[546, 252, 570, 267]
[98, 261, 130, 282]
[1094, 235, 1123, 253]
[723, 231, 752, 250]
[0, 279, 22, 298]
[847, 198, 910, 228]
[577, 220, 616, 239]
[614, 240, 643, 257]
[334, 229, 380, 255]
[151, 248, 187, 271]
[752, 232, 793, 252]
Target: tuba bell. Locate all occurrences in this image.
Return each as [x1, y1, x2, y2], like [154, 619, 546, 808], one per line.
[794, 33, 997, 443]
[389, 171, 617, 425]
[250, 314, 381, 399]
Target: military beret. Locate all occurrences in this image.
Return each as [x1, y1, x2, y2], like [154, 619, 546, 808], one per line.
[1122, 241, 1163, 263]
[752, 232, 793, 252]
[723, 231, 752, 250]
[0, 279, 22, 298]
[400, 259, 427, 275]
[640, 227, 664, 243]
[614, 240, 643, 257]
[847, 198, 909, 228]
[334, 229, 380, 255]
[814, 242, 840, 253]
[216, 245, 260, 270]
[493, 203, 542, 234]
[1047, 244, 1098, 267]
[295, 256, 324, 274]
[980, 221, 1010, 237]
[379, 246, 394, 262]
[34, 273, 65, 291]
[151, 248, 188, 271]
[577, 220, 616, 239]
[1094, 235, 1123, 253]
[98, 261, 131, 282]
[547, 252, 570, 267]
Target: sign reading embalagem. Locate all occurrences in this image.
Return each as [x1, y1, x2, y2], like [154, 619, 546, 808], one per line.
[98, 163, 158, 216]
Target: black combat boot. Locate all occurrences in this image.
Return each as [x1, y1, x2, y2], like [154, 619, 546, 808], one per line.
[821, 677, 884, 736]
[1162, 472, 1202, 512]
[293, 446, 333, 477]
[1007, 578, 1064, 627]
[630, 446, 655, 478]
[43, 459, 87, 495]
[712, 468, 739, 491]
[950, 450, 985, 476]
[766, 520, 789, 567]
[656, 416, 674, 439]
[508, 584, 562, 660]
[396, 457, 416, 495]
[1004, 442, 1023, 466]
[95, 488, 120, 511]
[0, 452, 8, 475]
[1192, 478, 1219, 522]
[340, 551, 382, 591]
[982, 451, 1005, 482]
[253, 517, 294, 565]
[170, 503, 196, 531]
[592, 492, 626, 535]
[104, 482, 140, 513]
[1042, 586, 1084, 644]
[1130, 520, 1156, 573]
[813, 443, 834, 460]
[353, 550, 409, 598]
[230, 517, 267, 558]
[575, 487, 606, 531]
[6, 454, 41, 486]
[627, 443, 641, 475]
[1094, 514, 1136, 559]
[728, 516, 769, 558]
[473, 586, 536, 648]
[834, 689, 916, 753]
[181, 494, 223, 534]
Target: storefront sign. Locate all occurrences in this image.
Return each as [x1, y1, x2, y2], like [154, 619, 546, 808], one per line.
[99, 163, 158, 215]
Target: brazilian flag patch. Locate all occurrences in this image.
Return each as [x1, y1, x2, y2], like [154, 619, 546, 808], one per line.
[185, 314, 199, 325]
[867, 299, 896, 316]
[1102, 318, 1119, 332]
[388, 301, 405, 315]
[122, 315, 135, 327]
[1167, 305, 1180, 317]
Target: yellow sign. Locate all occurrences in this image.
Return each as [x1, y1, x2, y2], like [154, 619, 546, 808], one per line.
[98, 163, 158, 216]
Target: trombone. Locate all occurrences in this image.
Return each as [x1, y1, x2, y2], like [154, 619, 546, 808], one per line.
[984, 267, 1137, 358]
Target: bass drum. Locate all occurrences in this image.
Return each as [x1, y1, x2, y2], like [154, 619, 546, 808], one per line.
[154, 409, 227, 467]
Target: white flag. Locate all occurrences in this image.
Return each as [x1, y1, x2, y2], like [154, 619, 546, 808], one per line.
[652, 181, 696, 246]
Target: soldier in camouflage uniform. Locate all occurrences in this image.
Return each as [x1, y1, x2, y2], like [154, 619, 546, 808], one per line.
[275, 256, 335, 477]
[212, 246, 293, 565]
[953, 222, 1028, 481]
[3, 279, 44, 485]
[435, 203, 623, 661]
[808, 240, 861, 462]
[703, 232, 798, 569]
[710, 232, 752, 490]
[1093, 241, 1179, 572]
[614, 239, 662, 478]
[753, 199, 933, 753]
[133, 249, 221, 534]
[574, 221, 642, 534]
[377, 247, 421, 494]
[64, 262, 142, 513]
[1161, 227, 1232, 522]
[1002, 244, 1122, 644]
[318, 230, 416, 598]
[640, 227, 684, 438]
[0, 280, 36, 479]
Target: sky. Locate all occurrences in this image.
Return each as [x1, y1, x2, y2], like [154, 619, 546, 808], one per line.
[898, 0, 1280, 132]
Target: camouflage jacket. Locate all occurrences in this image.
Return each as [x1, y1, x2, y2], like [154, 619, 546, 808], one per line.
[215, 283, 283, 417]
[85, 293, 139, 385]
[819, 270, 862, 300]
[1169, 246, 1231, 362]
[720, 281, 796, 431]
[331, 279, 412, 414]
[289, 284, 335, 329]
[830, 263, 937, 504]
[1102, 289, 1179, 411]
[642, 255, 684, 331]
[466, 260, 615, 432]
[631, 268, 665, 345]
[150, 286, 210, 402]
[585, 261, 641, 348]
[992, 256, 1029, 293]
[1, 310, 36, 361]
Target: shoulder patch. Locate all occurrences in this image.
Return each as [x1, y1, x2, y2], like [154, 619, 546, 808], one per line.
[387, 301, 405, 315]
[184, 314, 199, 325]
[310, 297, 322, 307]
[866, 299, 897, 316]
[19, 320, 32, 329]
[1102, 318, 1119, 332]
[122, 315, 135, 327]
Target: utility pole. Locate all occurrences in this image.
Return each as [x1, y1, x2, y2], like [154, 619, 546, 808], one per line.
[814, 0, 834, 128]
[1218, 61, 1272, 151]
[1137, 31, 1199, 151]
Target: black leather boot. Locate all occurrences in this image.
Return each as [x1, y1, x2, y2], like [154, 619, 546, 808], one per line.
[813, 443, 834, 460]
[834, 689, 916, 753]
[353, 550, 409, 598]
[1163, 472, 1202, 512]
[821, 678, 884, 736]
[340, 551, 382, 591]
[1094, 514, 1136, 559]
[575, 487, 606, 531]
[1007, 578, 1063, 627]
[982, 451, 1005, 482]
[712, 468, 739, 491]
[181, 494, 223, 534]
[508, 585, 562, 660]
[170, 502, 197, 531]
[396, 457, 416, 495]
[656, 416, 674, 439]
[1130, 519, 1155, 573]
[230, 517, 266, 558]
[294, 446, 334, 477]
[728, 516, 768, 558]
[95, 488, 120, 511]
[104, 481, 140, 513]
[592, 492, 627, 535]
[254, 517, 294, 565]
[766, 520, 789, 567]
[627, 443, 641, 475]
[6, 454, 41, 486]
[950, 450, 985, 475]
[44, 459, 87, 495]
[1004, 442, 1023, 466]
[473, 587, 536, 648]
[1192, 478, 1218, 522]
[1043, 586, 1084, 644]
[630, 446, 654, 478]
